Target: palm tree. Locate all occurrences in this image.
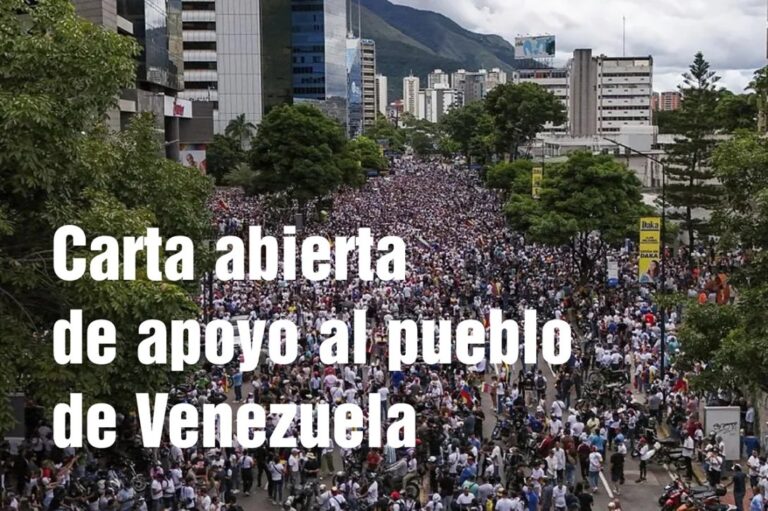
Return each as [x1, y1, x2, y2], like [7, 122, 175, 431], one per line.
[748, 65, 768, 134]
[225, 113, 257, 150]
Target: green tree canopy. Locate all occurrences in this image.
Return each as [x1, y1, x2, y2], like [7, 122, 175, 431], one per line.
[441, 102, 494, 165]
[347, 136, 388, 171]
[664, 52, 722, 251]
[484, 82, 566, 160]
[224, 113, 257, 150]
[485, 160, 533, 193]
[505, 152, 645, 281]
[247, 104, 351, 206]
[0, 0, 211, 430]
[364, 116, 405, 153]
[206, 133, 245, 184]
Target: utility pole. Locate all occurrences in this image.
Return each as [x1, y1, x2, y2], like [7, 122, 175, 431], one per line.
[604, 137, 668, 406]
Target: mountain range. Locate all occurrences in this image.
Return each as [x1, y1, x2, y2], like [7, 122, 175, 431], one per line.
[357, 0, 544, 101]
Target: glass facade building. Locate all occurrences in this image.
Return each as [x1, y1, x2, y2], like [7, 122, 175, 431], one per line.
[117, 0, 183, 91]
[291, 0, 347, 126]
[346, 37, 362, 138]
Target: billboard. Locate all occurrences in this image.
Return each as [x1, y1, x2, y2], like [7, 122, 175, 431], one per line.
[531, 167, 543, 199]
[607, 259, 619, 288]
[514, 35, 556, 59]
[704, 406, 740, 460]
[638, 217, 661, 283]
[179, 144, 207, 174]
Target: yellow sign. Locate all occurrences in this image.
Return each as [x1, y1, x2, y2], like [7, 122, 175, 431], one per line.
[532, 167, 543, 199]
[639, 216, 661, 283]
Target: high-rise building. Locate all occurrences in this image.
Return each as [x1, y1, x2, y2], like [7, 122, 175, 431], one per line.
[360, 39, 376, 130]
[428, 69, 450, 89]
[291, 0, 348, 127]
[652, 91, 681, 111]
[485, 68, 508, 92]
[596, 55, 653, 135]
[72, 0, 210, 162]
[181, 0, 292, 134]
[346, 36, 363, 138]
[515, 48, 653, 138]
[569, 49, 599, 137]
[403, 74, 420, 116]
[417, 87, 459, 123]
[179, 0, 216, 106]
[375, 74, 388, 116]
[462, 70, 488, 104]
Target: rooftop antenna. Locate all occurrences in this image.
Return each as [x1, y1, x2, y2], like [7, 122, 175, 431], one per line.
[622, 16, 626, 57]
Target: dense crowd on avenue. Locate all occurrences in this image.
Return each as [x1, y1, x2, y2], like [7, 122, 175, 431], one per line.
[1, 157, 758, 511]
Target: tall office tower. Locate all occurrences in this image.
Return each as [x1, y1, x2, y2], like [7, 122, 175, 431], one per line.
[346, 36, 363, 138]
[402, 74, 420, 116]
[375, 74, 388, 116]
[291, 0, 349, 128]
[360, 39, 377, 130]
[73, 0, 193, 160]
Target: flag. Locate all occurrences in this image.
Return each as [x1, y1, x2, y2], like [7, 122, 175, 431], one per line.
[459, 384, 473, 404]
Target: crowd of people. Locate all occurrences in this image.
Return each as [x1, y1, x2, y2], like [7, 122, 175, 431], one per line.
[0, 156, 756, 511]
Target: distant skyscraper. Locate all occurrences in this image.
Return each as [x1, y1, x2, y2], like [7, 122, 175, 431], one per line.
[485, 68, 508, 92]
[428, 69, 450, 88]
[653, 91, 681, 111]
[291, 0, 348, 127]
[375, 74, 388, 116]
[346, 36, 363, 138]
[403, 74, 420, 116]
[360, 39, 377, 130]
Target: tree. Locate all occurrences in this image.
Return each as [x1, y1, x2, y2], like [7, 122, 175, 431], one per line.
[485, 160, 533, 193]
[748, 65, 768, 134]
[247, 104, 349, 207]
[677, 131, 768, 392]
[664, 52, 722, 252]
[402, 116, 441, 157]
[0, 0, 212, 430]
[347, 136, 388, 171]
[654, 110, 680, 134]
[206, 134, 245, 184]
[224, 113, 257, 150]
[364, 116, 405, 153]
[714, 90, 757, 132]
[441, 102, 494, 165]
[504, 152, 645, 281]
[484, 82, 566, 160]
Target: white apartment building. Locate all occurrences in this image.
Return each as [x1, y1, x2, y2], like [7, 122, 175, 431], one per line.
[485, 67, 508, 92]
[416, 86, 459, 123]
[596, 56, 653, 135]
[403, 74, 420, 116]
[428, 69, 450, 88]
[375, 74, 388, 116]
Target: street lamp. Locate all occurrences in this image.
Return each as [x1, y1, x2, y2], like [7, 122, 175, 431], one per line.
[603, 137, 669, 405]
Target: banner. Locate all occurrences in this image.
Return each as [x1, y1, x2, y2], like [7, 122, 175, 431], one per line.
[607, 258, 619, 288]
[704, 406, 740, 460]
[638, 217, 661, 283]
[179, 144, 207, 174]
[532, 167, 543, 199]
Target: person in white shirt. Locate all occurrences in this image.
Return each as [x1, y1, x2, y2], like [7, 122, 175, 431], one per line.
[552, 482, 568, 511]
[588, 447, 603, 493]
[682, 433, 695, 480]
[455, 488, 475, 507]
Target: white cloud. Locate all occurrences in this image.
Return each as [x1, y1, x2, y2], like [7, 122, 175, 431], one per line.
[389, 0, 765, 92]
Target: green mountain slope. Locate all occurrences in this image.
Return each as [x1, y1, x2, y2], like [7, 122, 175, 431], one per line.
[358, 0, 543, 101]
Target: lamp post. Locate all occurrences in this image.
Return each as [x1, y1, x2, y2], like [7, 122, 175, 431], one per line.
[603, 137, 668, 404]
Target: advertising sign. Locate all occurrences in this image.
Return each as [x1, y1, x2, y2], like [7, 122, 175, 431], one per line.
[179, 144, 207, 173]
[638, 216, 661, 283]
[704, 406, 741, 460]
[515, 35, 556, 59]
[164, 95, 192, 118]
[532, 167, 543, 199]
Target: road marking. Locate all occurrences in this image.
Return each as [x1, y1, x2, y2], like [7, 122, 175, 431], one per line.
[547, 362, 557, 377]
[599, 471, 615, 499]
[663, 463, 677, 481]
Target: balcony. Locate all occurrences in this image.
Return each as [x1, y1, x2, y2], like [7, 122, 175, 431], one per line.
[183, 30, 216, 42]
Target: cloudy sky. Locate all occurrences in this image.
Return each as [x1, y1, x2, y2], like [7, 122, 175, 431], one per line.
[390, 0, 766, 92]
